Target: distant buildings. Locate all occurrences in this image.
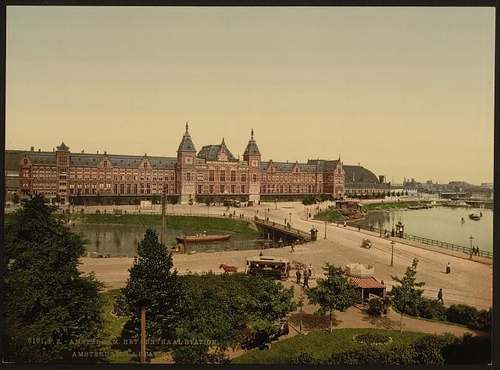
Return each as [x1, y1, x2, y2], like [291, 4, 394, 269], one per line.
[5, 125, 389, 205]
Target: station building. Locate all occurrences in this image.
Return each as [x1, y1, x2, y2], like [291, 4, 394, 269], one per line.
[4, 124, 389, 205]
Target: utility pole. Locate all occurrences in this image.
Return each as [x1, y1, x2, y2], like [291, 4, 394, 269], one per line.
[161, 184, 166, 245]
[140, 306, 146, 363]
[390, 240, 395, 267]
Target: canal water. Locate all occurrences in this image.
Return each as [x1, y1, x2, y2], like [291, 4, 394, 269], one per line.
[73, 224, 265, 257]
[350, 206, 493, 252]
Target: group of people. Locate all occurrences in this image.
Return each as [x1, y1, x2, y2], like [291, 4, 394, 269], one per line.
[295, 264, 313, 288]
[470, 246, 481, 256]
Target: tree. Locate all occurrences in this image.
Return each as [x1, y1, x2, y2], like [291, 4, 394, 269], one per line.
[172, 273, 295, 363]
[306, 264, 359, 332]
[389, 258, 425, 332]
[115, 229, 183, 357]
[4, 195, 105, 362]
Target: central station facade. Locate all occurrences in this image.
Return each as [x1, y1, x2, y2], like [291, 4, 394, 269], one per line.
[6, 124, 389, 205]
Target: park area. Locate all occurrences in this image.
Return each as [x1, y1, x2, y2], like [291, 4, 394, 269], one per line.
[4, 196, 492, 364]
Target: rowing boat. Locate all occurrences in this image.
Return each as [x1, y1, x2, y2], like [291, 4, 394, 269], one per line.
[176, 234, 231, 243]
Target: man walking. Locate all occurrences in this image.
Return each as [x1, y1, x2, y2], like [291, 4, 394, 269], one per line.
[296, 268, 302, 284]
[303, 269, 309, 288]
[437, 288, 444, 304]
[446, 262, 451, 274]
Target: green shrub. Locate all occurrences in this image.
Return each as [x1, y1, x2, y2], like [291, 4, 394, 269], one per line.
[475, 308, 491, 332]
[446, 304, 490, 332]
[446, 304, 478, 326]
[367, 297, 385, 316]
[417, 298, 447, 320]
[410, 334, 455, 365]
[302, 196, 316, 205]
[383, 344, 417, 365]
[327, 345, 385, 365]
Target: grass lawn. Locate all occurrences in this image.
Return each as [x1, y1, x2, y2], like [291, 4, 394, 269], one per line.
[313, 209, 346, 222]
[72, 214, 260, 239]
[362, 201, 430, 211]
[232, 328, 427, 364]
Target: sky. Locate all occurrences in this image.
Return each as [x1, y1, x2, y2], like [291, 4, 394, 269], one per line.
[6, 7, 495, 185]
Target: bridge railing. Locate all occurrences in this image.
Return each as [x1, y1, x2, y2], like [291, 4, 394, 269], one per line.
[351, 223, 492, 259]
[254, 217, 311, 240]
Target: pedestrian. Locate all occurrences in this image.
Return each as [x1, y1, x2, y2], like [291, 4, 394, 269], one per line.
[446, 262, 451, 274]
[284, 218, 287, 225]
[437, 288, 444, 304]
[303, 270, 309, 288]
[291, 243, 295, 253]
[259, 250, 263, 257]
[308, 263, 313, 278]
[296, 269, 301, 284]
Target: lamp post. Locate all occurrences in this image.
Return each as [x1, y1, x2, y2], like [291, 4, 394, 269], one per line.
[289, 212, 292, 225]
[390, 240, 395, 267]
[469, 235, 474, 255]
[324, 221, 327, 239]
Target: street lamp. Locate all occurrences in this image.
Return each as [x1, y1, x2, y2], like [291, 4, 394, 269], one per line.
[469, 235, 474, 254]
[390, 240, 395, 267]
[324, 221, 327, 239]
[289, 212, 292, 225]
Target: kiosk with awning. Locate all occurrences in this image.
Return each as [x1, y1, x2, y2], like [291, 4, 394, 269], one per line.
[344, 263, 386, 302]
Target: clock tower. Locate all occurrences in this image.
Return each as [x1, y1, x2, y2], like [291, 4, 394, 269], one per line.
[243, 129, 261, 203]
[176, 123, 197, 204]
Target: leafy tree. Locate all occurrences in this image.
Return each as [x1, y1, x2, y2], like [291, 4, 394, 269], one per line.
[172, 273, 295, 363]
[115, 229, 182, 357]
[4, 195, 105, 362]
[389, 258, 425, 332]
[306, 264, 359, 332]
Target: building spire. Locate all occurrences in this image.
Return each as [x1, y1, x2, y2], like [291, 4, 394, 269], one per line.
[185, 121, 189, 134]
[251, 128, 254, 140]
[221, 137, 225, 145]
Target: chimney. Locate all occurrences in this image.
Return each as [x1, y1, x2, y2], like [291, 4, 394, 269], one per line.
[30, 146, 34, 151]
[81, 149, 84, 154]
[38, 148, 41, 152]
[97, 150, 99, 154]
[52, 148, 55, 152]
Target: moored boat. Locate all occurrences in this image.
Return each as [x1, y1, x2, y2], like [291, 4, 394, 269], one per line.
[176, 234, 231, 243]
[468, 213, 481, 221]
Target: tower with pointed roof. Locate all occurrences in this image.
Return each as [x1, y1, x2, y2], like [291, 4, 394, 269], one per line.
[333, 155, 345, 199]
[176, 123, 197, 204]
[243, 129, 261, 203]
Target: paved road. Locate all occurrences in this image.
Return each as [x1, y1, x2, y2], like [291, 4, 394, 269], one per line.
[79, 201, 492, 309]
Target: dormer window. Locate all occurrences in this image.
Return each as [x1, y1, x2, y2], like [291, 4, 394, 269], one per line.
[103, 161, 108, 168]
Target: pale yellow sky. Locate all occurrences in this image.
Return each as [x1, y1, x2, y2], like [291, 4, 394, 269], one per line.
[6, 7, 495, 184]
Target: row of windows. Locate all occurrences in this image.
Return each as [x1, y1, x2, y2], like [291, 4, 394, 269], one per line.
[196, 184, 246, 194]
[261, 184, 319, 193]
[206, 170, 248, 182]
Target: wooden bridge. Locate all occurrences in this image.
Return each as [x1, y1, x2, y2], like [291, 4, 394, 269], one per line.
[254, 217, 312, 244]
